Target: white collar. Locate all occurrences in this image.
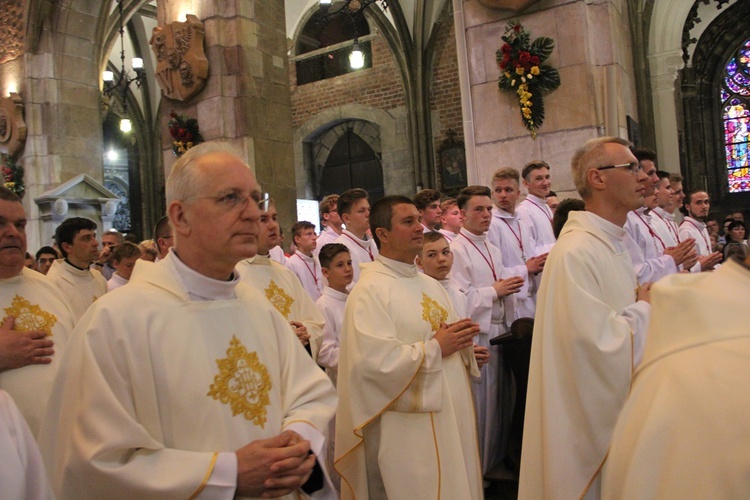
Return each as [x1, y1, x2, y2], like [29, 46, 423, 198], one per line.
[342, 228, 370, 244]
[322, 286, 348, 301]
[167, 250, 239, 301]
[377, 255, 419, 278]
[459, 226, 487, 242]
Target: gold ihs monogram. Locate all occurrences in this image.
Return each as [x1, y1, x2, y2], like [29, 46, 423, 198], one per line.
[421, 293, 448, 332]
[208, 335, 272, 428]
[3, 295, 57, 336]
[264, 280, 294, 319]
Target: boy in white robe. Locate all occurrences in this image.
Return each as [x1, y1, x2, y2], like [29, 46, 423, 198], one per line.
[603, 255, 750, 498]
[335, 196, 483, 500]
[451, 185, 525, 475]
[519, 137, 651, 499]
[679, 189, 722, 272]
[286, 221, 324, 300]
[315, 243, 352, 380]
[40, 143, 337, 499]
[333, 188, 378, 286]
[106, 241, 141, 292]
[515, 161, 556, 254]
[0, 187, 75, 436]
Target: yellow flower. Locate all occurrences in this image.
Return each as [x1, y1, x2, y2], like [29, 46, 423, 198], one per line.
[531, 66, 540, 75]
[504, 72, 511, 79]
[187, 142, 194, 148]
[522, 108, 532, 119]
[515, 67, 525, 76]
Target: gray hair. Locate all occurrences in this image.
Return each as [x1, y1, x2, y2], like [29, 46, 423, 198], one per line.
[166, 141, 246, 204]
[571, 136, 631, 199]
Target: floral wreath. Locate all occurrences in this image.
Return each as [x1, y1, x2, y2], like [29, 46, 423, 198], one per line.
[497, 20, 561, 138]
[0, 153, 24, 197]
[168, 111, 204, 157]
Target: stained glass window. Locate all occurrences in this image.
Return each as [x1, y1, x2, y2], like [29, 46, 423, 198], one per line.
[722, 38, 750, 193]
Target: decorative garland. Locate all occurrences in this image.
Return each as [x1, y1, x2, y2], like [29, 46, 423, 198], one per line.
[496, 20, 561, 138]
[168, 111, 204, 156]
[0, 153, 24, 197]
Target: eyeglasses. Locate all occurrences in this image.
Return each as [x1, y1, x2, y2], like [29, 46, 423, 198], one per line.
[187, 190, 269, 212]
[596, 162, 642, 174]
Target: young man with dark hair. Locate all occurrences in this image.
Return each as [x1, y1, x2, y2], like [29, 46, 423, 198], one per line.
[516, 160, 556, 253]
[35, 246, 58, 275]
[152, 216, 173, 262]
[335, 195, 482, 499]
[314, 194, 343, 258]
[545, 190, 559, 214]
[334, 188, 377, 285]
[412, 188, 443, 232]
[451, 184, 525, 475]
[679, 189, 723, 272]
[47, 217, 107, 321]
[315, 243, 352, 378]
[286, 221, 323, 300]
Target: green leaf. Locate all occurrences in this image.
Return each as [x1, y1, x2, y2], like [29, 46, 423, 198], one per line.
[531, 37, 555, 63]
[536, 66, 561, 92]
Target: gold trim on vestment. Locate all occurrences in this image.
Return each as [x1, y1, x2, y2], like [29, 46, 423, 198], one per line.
[2, 294, 58, 336]
[421, 293, 448, 332]
[264, 279, 294, 319]
[334, 341, 428, 499]
[429, 412, 441, 500]
[207, 335, 272, 428]
[188, 451, 218, 499]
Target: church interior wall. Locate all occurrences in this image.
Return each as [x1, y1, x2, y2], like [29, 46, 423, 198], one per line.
[459, 0, 639, 199]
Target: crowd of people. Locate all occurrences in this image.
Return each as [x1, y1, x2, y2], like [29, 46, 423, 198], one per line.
[1, 137, 748, 499]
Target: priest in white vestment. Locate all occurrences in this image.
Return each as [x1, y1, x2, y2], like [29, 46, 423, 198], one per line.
[40, 143, 337, 500]
[451, 185, 525, 475]
[519, 137, 651, 499]
[0, 390, 54, 499]
[515, 161, 556, 254]
[335, 196, 483, 500]
[0, 188, 75, 436]
[46, 217, 107, 322]
[603, 256, 750, 497]
[236, 201, 325, 360]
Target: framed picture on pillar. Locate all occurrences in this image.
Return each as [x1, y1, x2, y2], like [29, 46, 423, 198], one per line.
[438, 129, 467, 194]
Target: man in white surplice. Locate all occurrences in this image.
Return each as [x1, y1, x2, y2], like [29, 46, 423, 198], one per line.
[450, 185, 525, 475]
[487, 167, 547, 319]
[335, 195, 483, 500]
[519, 137, 652, 500]
[40, 143, 337, 499]
[515, 161, 556, 254]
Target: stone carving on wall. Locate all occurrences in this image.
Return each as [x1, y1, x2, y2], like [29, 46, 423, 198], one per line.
[0, 93, 27, 158]
[477, 0, 541, 12]
[150, 15, 208, 101]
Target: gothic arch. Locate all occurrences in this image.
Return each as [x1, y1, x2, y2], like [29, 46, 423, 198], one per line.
[294, 105, 413, 199]
[680, 0, 750, 212]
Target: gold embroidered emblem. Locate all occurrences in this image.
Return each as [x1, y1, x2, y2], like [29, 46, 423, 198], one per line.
[2, 295, 57, 336]
[207, 335, 272, 428]
[264, 280, 294, 319]
[421, 293, 448, 332]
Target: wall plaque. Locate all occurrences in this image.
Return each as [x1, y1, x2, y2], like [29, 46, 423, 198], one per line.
[0, 93, 27, 158]
[150, 15, 208, 101]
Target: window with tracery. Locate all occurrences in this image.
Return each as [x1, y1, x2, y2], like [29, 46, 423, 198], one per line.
[722, 38, 750, 193]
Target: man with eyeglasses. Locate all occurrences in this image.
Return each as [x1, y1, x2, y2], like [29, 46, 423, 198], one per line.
[41, 142, 337, 499]
[152, 216, 174, 262]
[520, 137, 652, 499]
[35, 246, 58, 275]
[623, 148, 697, 284]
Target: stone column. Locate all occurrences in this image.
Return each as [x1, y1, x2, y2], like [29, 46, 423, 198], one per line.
[158, 0, 297, 234]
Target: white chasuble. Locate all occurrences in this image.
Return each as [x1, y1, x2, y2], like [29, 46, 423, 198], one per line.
[0, 390, 54, 499]
[335, 256, 482, 500]
[236, 255, 325, 361]
[604, 260, 750, 498]
[0, 267, 75, 436]
[46, 259, 107, 322]
[519, 211, 650, 500]
[39, 257, 337, 499]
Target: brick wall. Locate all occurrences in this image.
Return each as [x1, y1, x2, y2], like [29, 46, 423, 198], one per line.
[429, 4, 464, 163]
[290, 34, 406, 129]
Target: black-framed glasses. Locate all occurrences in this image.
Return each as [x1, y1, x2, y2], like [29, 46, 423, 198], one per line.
[596, 162, 642, 174]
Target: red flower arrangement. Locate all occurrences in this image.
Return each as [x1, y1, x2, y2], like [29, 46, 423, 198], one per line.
[168, 111, 204, 156]
[497, 20, 561, 138]
[0, 153, 24, 197]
